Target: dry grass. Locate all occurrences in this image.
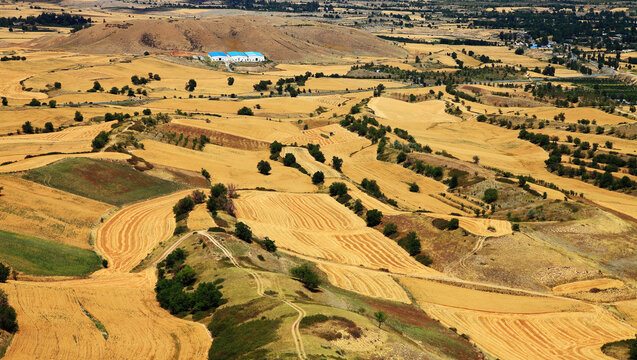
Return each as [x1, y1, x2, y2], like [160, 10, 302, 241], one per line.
[552, 278, 625, 295]
[187, 204, 216, 231]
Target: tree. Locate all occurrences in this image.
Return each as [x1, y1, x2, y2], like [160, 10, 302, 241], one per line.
[257, 160, 271, 175]
[329, 182, 348, 197]
[448, 175, 458, 189]
[238, 106, 254, 116]
[472, 155, 480, 164]
[332, 156, 343, 171]
[227, 77, 235, 86]
[515, 47, 524, 55]
[44, 122, 54, 133]
[21, 121, 34, 134]
[175, 265, 197, 286]
[190, 190, 206, 204]
[383, 222, 398, 236]
[0, 263, 9, 283]
[398, 232, 421, 255]
[262, 237, 277, 252]
[0, 289, 18, 333]
[91, 131, 109, 150]
[235, 222, 252, 242]
[290, 263, 321, 290]
[628, 334, 637, 360]
[48, 100, 56, 108]
[483, 188, 498, 203]
[1, 97, 6, 106]
[192, 282, 224, 312]
[353, 199, 363, 213]
[373, 311, 387, 328]
[143, 108, 152, 115]
[397, 151, 407, 163]
[27, 98, 41, 106]
[409, 183, 419, 192]
[74, 111, 84, 122]
[201, 168, 210, 181]
[185, 79, 197, 91]
[365, 209, 383, 227]
[270, 141, 283, 155]
[173, 196, 195, 217]
[92, 81, 103, 91]
[54, 81, 62, 89]
[312, 171, 324, 184]
[599, 171, 614, 188]
[446, 218, 459, 230]
[283, 153, 296, 166]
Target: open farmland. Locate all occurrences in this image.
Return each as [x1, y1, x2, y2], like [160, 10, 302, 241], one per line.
[234, 191, 438, 276]
[0, 176, 111, 249]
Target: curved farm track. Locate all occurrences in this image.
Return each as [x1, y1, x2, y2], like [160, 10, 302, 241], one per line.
[0, 191, 211, 360]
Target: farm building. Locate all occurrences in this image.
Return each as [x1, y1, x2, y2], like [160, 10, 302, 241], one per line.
[208, 52, 228, 61]
[227, 51, 248, 62]
[245, 51, 265, 62]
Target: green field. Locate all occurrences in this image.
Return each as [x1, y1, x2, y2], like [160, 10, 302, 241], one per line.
[0, 230, 102, 276]
[24, 158, 184, 206]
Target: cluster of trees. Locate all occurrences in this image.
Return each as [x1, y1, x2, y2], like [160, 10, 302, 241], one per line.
[340, 115, 389, 144]
[253, 80, 272, 91]
[109, 84, 147, 97]
[238, 106, 254, 116]
[0, 12, 90, 29]
[0, 55, 25, 62]
[306, 143, 325, 163]
[131, 73, 160, 85]
[19, 121, 57, 135]
[155, 248, 225, 315]
[223, 0, 318, 12]
[206, 183, 235, 216]
[290, 263, 321, 290]
[0, 287, 18, 333]
[91, 131, 109, 151]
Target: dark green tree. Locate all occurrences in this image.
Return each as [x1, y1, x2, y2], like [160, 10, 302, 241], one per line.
[235, 222, 252, 242]
[257, 160, 271, 175]
[290, 263, 321, 290]
[312, 171, 324, 184]
[365, 209, 383, 227]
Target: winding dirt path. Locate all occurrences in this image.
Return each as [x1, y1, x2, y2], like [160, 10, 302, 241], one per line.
[197, 231, 307, 360]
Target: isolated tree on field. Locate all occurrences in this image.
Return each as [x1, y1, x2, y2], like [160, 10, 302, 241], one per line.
[44, 122, 54, 133]
[238, 106, 254, 116]
[48, 100, 56, 108]
[329, 182, 347, 197]
[27, 98, 40, 107]
[235, 222, 252, 243]
[373, 311, 387, 328]
[0, 262, 9, 283]
[54, 81, 61, 89]
[201, 168, 210, 181]
[283, 153, 296, 166]
[312, 171, 324, 184]
[93, 81, 103, 91]
[409, 183, 419, 193]
[472, 155, 480, 164]
[185, 79, 197, 92]
[262, 237, 277, 252]
[353, 199, 363, 214]
[227, 77, 234, 86]
[483, 188, 498, 203]
[74, 111, 83, 122]
[1, 97, 7, 106]
[257, 160, 271, 175]
[366, 209, 383, 227]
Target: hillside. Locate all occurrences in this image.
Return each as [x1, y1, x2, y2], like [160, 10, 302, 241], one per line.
[46, 16, 406, 61]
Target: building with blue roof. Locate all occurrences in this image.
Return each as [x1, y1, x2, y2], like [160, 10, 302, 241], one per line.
[208, 52, 228, 61]
[244, 51, 265, 62]
[227, 51, 248, 62]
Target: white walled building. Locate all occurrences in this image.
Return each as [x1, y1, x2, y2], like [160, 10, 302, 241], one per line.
[244, 51, 265, 62]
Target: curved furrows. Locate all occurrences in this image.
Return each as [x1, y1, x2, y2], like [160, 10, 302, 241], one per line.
[318, 263, 411, 303]
[95, 192, 189, 273]
[423, 304, 635, 360]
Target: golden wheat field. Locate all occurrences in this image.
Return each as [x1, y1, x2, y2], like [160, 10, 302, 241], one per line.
[187, 204, 216, 231]
[281, 146, 341, 178]
[552, 279, 626, 295]
[234, 191, 438, 276]
[0, 176, 112, 248]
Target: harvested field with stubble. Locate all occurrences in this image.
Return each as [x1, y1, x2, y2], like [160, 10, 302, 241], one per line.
[159, 122, 269, 151]
[187, 204, 216, 231]
[0, 176, 111, 249]
[281, 147, 341, 178]
[234, 191, 438, 276]
[94, 190, 193, 273]
[316, 262, 410, 303]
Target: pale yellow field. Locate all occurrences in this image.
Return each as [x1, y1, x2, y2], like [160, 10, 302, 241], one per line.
[0, 122, 115, 163]
[234, 191, 438, 276]
[0, 176, 112, 249]
[368, 97, 458, 125]
[133, 140, 315, 193]
[427, 214, 512, 237]
[281, 146, 341, 178]
[316, 262, 411, 303]
[187, 204, 216, 231]
[523, 107, 633, 125]
[0, 107, 114, 135]
[94, 190, 193, 274]
[173, 116, 301, 143]
[343, 147, 458, 213]
[402, 277, 635, 360]
[552, 278, 625, 295]
[368, 97, 637, 220]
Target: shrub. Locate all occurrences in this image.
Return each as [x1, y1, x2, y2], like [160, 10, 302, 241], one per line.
[446, 218, 459, 230]
[353, 199, 363, 214]
[91, 131, 109, 150]
[27, 98, 41, 106]
[312, 171, 324, 184]
[483, 188, 498, 203]
[0, 290, 18, 333]
[290, 263, 321, 290]
[190, 190, 206, 204]
[173, 225, 189, 235]
[409, 183, 419, 192]
[415, 253, 433, 266]
[0, 262, 9, 283]
[48, 100, 56, 108]
[383, 222, 397, 236]
[365, 209, 383, 227]
[235, 222, 252, 242]
[332, 156, 343, 171]
[185, 79, 197, 91]
[257, 160, 271, 175]
[227, 77, 234, 86]
[192, 282, 224, 312]
[397, 151, 407, 163]
[238, 106, 254, 116]
[512, 223, 520, 231]
[175, 265, 197, 286]
[329, 182, 348, 197]
[21, 121, 34, 134]
[282, 153, 296, 166]
[262, 237, 277, 252]
[173, 196, 195, 217]
[398, 232, 421, 256]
